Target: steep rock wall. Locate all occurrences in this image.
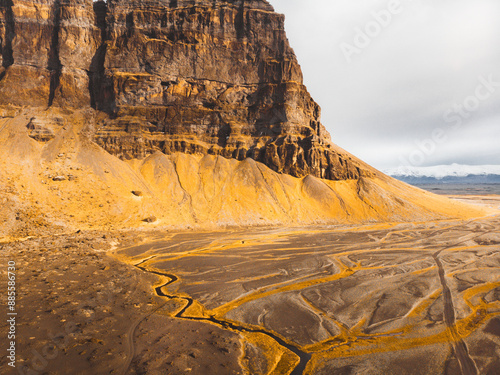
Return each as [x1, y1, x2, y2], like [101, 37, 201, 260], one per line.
[0, 0, 370, 181]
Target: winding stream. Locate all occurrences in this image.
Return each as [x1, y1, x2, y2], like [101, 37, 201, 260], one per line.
[134, 259, 312, 375]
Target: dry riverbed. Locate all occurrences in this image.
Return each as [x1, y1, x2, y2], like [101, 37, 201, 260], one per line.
[1, 196, 499, 375]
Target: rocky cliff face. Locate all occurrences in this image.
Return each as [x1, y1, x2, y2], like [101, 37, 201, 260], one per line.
[0, 0, 369, 180]
[0, 0, 490, 236]
[0, 0, 102, 107]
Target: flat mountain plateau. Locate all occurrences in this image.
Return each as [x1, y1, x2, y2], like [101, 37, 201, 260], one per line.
[1, 196, 499, 374]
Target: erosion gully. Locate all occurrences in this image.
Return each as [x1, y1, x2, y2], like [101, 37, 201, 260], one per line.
[428, 222, 497, 375]
[433, 251, 478, 375]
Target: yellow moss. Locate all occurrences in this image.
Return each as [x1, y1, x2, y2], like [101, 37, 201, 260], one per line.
[240, 332, 299, 375]
[213, 257, 354, 317]
[303, 307, 500, 374]
[412, 266, 437, 276]
[1, 107, 495, 239]
[406, 289, 442, 318]
[182, 299, 208, 319]
[462, 281, 500, 310]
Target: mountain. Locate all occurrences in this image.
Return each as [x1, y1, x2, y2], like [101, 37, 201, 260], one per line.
[385, 164, 500, 184]
[0, 0, 491, 239]
[1, 0, 367, 180]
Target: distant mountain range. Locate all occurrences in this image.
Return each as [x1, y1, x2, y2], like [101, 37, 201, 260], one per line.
[384, 164, 500, 184]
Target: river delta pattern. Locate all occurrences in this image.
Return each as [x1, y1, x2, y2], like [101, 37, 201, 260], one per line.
[2, 201, 499, 374]
[113, 206, 500, 375]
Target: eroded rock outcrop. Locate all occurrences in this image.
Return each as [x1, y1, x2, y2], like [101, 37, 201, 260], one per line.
[0, 0, 369, 180]
[0, 0, 102, 107]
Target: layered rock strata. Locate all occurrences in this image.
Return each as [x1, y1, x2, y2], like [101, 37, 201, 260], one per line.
[0, 0, 369, 180]
[0, 0, 102, 107]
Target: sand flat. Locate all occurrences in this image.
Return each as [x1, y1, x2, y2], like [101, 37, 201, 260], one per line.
[2, 196, 499, 375]
[112, 196, 500, 374]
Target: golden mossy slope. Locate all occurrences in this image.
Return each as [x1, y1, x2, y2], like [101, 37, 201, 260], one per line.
[0, 109, 493, 240]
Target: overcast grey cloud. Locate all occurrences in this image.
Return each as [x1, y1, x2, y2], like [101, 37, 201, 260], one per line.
[269, 0, 500, 169]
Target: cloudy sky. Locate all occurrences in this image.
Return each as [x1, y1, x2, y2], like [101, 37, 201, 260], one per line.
[269, 0, 500, 170]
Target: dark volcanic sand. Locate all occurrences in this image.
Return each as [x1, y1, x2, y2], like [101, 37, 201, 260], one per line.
[0, 233, 243, 375]
[1, 196, 499, 375]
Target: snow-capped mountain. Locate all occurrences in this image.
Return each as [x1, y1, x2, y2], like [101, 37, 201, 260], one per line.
[384, 164, 500, 184]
